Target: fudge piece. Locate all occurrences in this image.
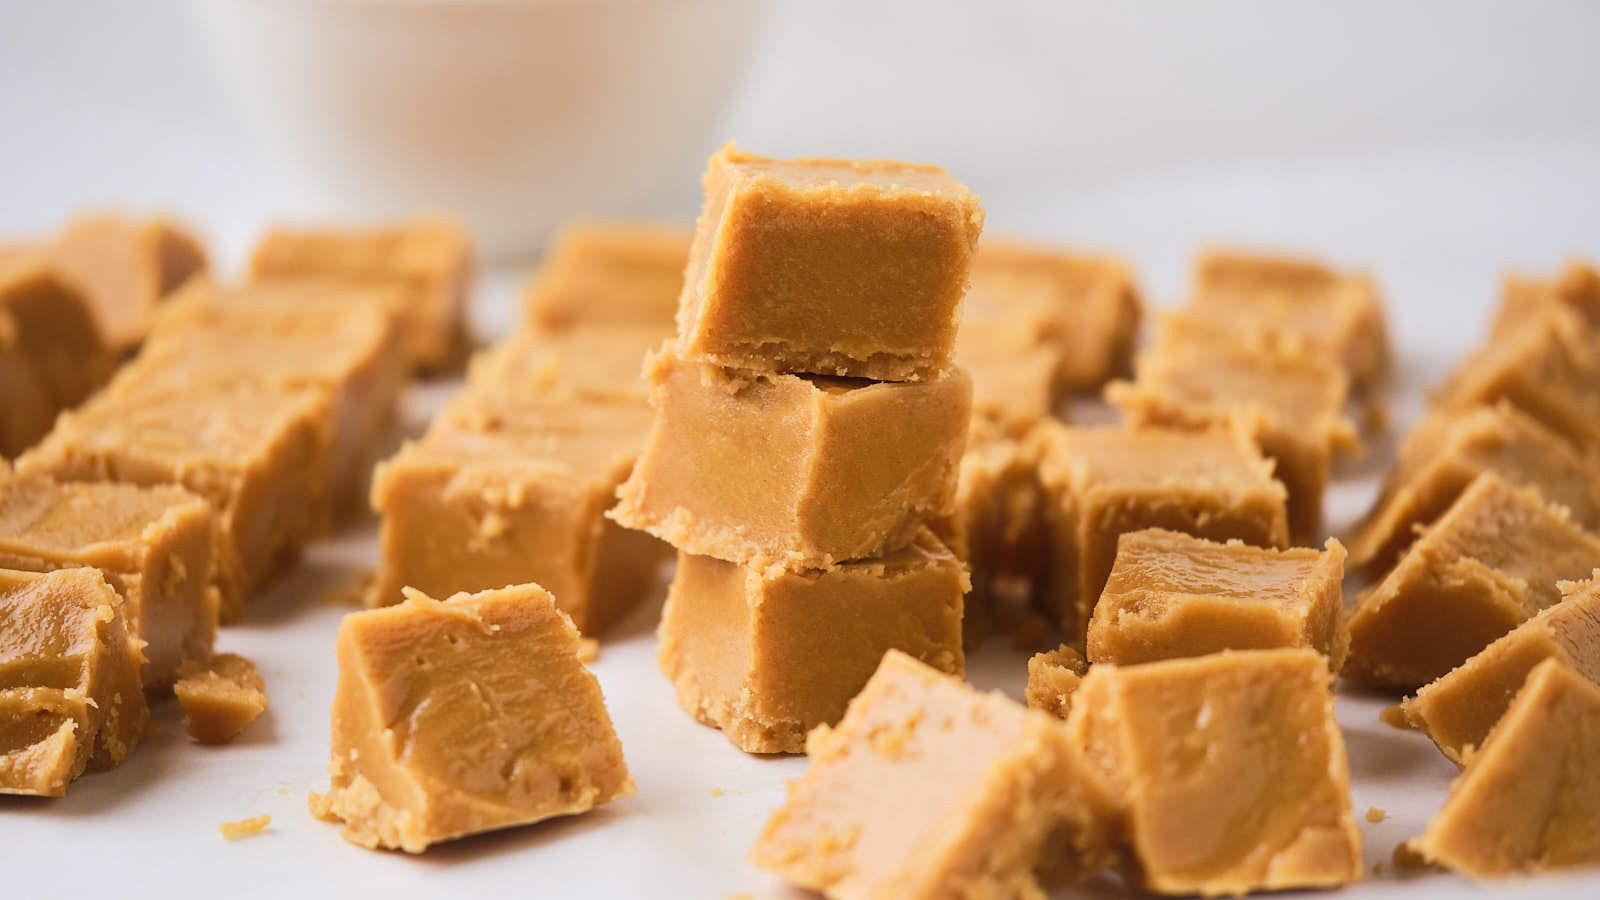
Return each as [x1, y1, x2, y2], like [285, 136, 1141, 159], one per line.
[1344, 475, 1600, 690]
[1405, 571, 1600, 764]
[310, 583, 633, 853]
[523, 221, 691, 333]
[950, 436, 1046, 645]
[955, 307, 1060, 440]
[1030, 422, 1290, 647]
[612, 349, 971, 570]
[1348, 403, 1600, 572]
[249, 220, 471, 371]
[174, 653, 267, 744]
[18, 381, 331, 622]
[1405, 658, 1600, 877]
[0, 472, 216, 686]
[1491, 260, 1600, 337]
[0, 262, 116, 457]
[1025, 644, 1087, 720]
[0, 568, 147, 797]
[1067, 649, 1363, 895]
[658, 529, 965, 754]
[675, 143, 984, 381]
[46, 213, 208, 349]
[749, 650, 1113, 897]
[1086, 529, 1349, 669]
[454, 325, 665, 410]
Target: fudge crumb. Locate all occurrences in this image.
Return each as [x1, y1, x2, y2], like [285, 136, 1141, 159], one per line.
[1392, 842, 1432, 871]
[1379, 704, 1415, 730]
[219, 815, 271, 841]
[175, 653, 269, 744]
[708, 787, 725, 797]
[577, 638, 599, 663]
[1366, 806, 1388, 823]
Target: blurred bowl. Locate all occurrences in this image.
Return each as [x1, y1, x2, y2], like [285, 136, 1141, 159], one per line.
[189, 0, 762, 259]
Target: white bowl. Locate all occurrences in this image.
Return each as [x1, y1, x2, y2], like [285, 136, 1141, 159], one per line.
[189, 0, 762, 259]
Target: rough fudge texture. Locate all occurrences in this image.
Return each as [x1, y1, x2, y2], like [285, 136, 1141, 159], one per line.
[1406, 658, 1600, 878]
[1491, 260, 1600, 337]
[46, 213, 208, 349]
[749, 650, 1113, 898]
[524, 221, 691, 333]
[1344, 475, 1600, 690]
[1348, 402, 1600, 573]
[1025, 644, 1087, 720]
[249, 220, 471, 371]
[174, 652, 268, 744]
[950, 436, 1046, 646]
[1405, 571, 1600, 764]
[0, 568, 147, 797]
[675, 143, 984, 381]
[658, 529, 966, 754]
[0, 262, 116, 458]
[1067, 649, 1363, 895]
[1030, 422, 1290, 647]
[1086, 529, 1349, 670]
[612, 349, 971, 570]
[310, 583, 632, 853]
[0, 472, 216, 687]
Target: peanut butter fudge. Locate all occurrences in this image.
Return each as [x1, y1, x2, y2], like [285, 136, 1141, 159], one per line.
[1491, 259, 1600, 337]
[954, 309, 1060, 440]
[174, 652, 267, 744]
[1025, 644, 1087, 720]
[1067, 649, 1363, 895]
[1405, 571, 1600, 764]
[749, 650, 1113, 897]
[1405, 658, 1600, 878]
[1344, 475, 1600, 690]
[1030, 422, 1290, 647]
[47, 213, 208, 349]
[0, 472, 216, 686]
[674, 143, 983, 381]
[249, 220, 471, 371]
[612, 349, 971, 570]
[310, 583, 633, 853]
[659, 529, 965, 754]
[0, 567, 147, 797]
[0, 262, 116, 457]
[524, 221, 691, 333]
[951, 436, 1045, 644]
[1086, 529, 1349, 670]
[455, 325, 664, 410]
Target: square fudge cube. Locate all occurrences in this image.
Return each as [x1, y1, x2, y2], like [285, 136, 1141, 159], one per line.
[0, 568, 147, 797]
[612, 349, 971, 569]
[1345, 475, 1600, 690]
[0, 262, 116, 457]
[523, 221, 691, 333]
[1066, 648, 1363, 894]
[0, 472, 216, 687]
[1405, 570, 1600, 764]
[46, 213, 208, 350]
[1086, 528, 1348, 670]
[749, 650, 1113, 897]
[658, 528, 966, 754]
[1025, 644, 1088, 720]
[675, 143, 984, 381]
[310, 583, 632, 853]
[1491, 260, 1600, 338]
[1406, 658, 1600, 877]
[1030, 422, 1290, 647]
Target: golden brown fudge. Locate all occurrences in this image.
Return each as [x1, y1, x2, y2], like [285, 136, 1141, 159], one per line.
[18, 381, 330, 622]
[310, 583, 632, 853]
[1491, 259, 1600, 337]
[1349, 403, 1600, 573]
[1086, 529, 1349, 670]
[658, 529, 965, 754]
[249, 220, 471, 371]
[950, 436, 1046, 645]
[1405, 571, 1600, 764]
[612, 349, 971, 570]
[0, 472, 216, 687]
[523, 221, 691, 333]
[1025, 644, 1087, 720]
[0, 568, 147, 797]
[1030, 422, 1290, 647]
[0, 262, 116, 458]
[46, 213, 208, 349]
[1405, 658, 1600, 877]
[954, 308, 1060, 440]
[174, 652, 267, 744]
[1344, 475, 1600, 690]
[454, 325, 666, 410]
[749, 650, 1113, 897]
[1067, 649, 1363, 895]
[675, 143, 984, 381]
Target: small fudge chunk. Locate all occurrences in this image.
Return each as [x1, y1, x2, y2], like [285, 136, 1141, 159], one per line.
[676, 142, 984, 381]
[950, 436, 1046, 646]
[523, 221, 691, 333]
[249, 220, 471, 371]
[1406, 571, 1600, 764]
[1067, 649, 1363, 895]
[1491, 260, 1600, 337]
[0, 262, 116, 458]
[0, 568, 147, 797]
[1344, 475, 1600, 690]
[1349, 403, 1600, 572]
[612, 349, 971, 570]
[1406, 659, 1600, 877]
[1086, 529, 1349, 670]
[750, 650, 1113, 898]
[310, 583, 633, 853]
[0, 472, 216, 687]
[46, 213, 208, 349]
[1030, 422, 1290, 647]
[658, 529, 966, 754]
[175, 653, 268, 744]
[1025, 644, 1088, 720]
